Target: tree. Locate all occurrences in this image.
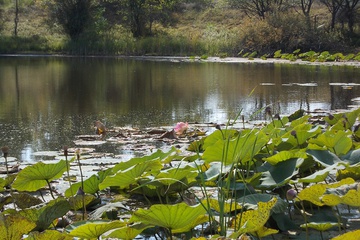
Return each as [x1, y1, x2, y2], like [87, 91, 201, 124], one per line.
[105, 0, 180, 38]
[227, 0, 288, 19]
[49, 0, 98, 40]
[342, 0, 360, 34]
[320, 0, 345, 30]
[296, 0, 315, 30]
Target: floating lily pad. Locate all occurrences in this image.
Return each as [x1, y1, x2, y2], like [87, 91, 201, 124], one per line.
[73, 140, 107, 146]
[32, 151, 60, 157]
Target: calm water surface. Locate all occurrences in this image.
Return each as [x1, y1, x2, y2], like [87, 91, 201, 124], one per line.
[0, 56, 360, 161]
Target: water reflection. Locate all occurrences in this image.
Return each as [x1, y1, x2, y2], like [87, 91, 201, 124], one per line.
[0, 56, 359, 161]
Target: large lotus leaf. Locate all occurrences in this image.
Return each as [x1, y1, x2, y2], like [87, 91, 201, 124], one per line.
[12, 160, 68, 192]
[202, 129, 268, 165]
[18, 197, 70, 231]
[264, 150, 307, 165]
[68, 194, 96, 210]
[340, 189, 360, 207]
[328, 108, 360, 130]
[324, 112, 348, 126]
[306, 149, 342, 167]
[308, 130, 352, 156]
[112, 148, 177, 172]
[68, 220, 126, 239]
[203, 198, 242, 213]
[289, 111, 308, 124]
[65, 168, 112, 197]
[301, 222, 339, 231]
[258, 158, 303, 189]
[99, 159, 163, 190]
[332, 229, 360, 240]
[341, 148, 360, 165]
[250, 226, 278, 238]
[321, 194, 342, 206]
[202, 129, 239, 150]
[105, 223, 150, 240]
[12, 192, 43, 209]
[154, 166, 198, 186]
[336, 164, 360, 180]
[236, 193, 287, 214]
[298, 184, 327, 206]
[26, 230, 73, 240]
[229, 197, 277, 234]
[295, 162, 343, 184]
[130, 202, 207, 233]
[89, 202, 129, 220]
[277, 124, 320, 148]
[0, 214, 36, 239]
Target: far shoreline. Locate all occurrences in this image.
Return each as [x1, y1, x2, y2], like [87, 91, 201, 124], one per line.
[1, 54, 360, 67]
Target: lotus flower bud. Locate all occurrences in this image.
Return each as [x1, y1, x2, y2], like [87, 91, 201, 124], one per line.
[63, 146, 68, 157]
[286, 189, 297, 200]
[1, 146, 9, 158]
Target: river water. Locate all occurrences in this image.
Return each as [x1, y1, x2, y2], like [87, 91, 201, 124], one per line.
[1, 56, 360, 161]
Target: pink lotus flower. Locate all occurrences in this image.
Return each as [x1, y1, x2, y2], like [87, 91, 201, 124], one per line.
[174, 122, 189, 135]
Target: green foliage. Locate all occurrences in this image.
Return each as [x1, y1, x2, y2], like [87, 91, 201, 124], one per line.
[1, 107, 360, 238]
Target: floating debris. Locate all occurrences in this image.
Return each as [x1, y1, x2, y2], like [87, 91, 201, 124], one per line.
[260, 83, 275, 86]
[294, 83, 318, 87]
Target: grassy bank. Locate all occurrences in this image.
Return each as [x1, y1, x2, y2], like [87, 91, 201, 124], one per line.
[0, 0, 359, 56]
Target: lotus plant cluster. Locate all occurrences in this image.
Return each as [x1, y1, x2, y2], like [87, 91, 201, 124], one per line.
[0, 107, 360, 239]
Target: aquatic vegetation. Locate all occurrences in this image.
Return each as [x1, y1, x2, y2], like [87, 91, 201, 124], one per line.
[0, 107, 360, 239]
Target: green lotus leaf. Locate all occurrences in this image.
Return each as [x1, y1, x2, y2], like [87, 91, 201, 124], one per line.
[328, 108, 360, 130]
[130, 202, 207, 234]
[202, 129, 239, 150]
[278, 123, 320, 147]
[18, 197, 70, 231]
[230, 197, 277, 234]
[99, 159, 163, 190]
[202, 129, 268, 165]
[289, 110, 308, 124]
[105, 223, 150, 240]
[332, 229, 360, 240]
[308, 130, 352, 156]
[295, 162, 343, 183]
[324, 112, 344, 126]
[0, 214, 36, 239]
[306, 149, 342, 167]
[68, 220, 126, 239]
[204, 198, 242, 213]
[264, 150, 307, 165]
[12, 160, 68, 192]
[65, 168, 112, 197]
[26, 230, 73, 240]
[341, 189, 360, 207]
[68, 194, 97, 210]
[301, 222, 338, 231]
[112, 148, 177, 172]
[89, 202, 129, 220]
[258, 158, 303, 189]
[12, 192, 43, 209]
[341, 149, 360, 165]
[154, 166, 198, 185]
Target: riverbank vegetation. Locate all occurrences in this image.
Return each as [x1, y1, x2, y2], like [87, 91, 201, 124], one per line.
[1, 0, 360, 56]
[1, 107, 360, 239]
